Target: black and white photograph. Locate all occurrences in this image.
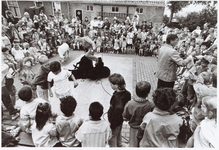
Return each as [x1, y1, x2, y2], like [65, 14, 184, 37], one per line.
[1, 0, 217, 148]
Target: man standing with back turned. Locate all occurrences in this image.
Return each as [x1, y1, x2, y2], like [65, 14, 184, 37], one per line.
[156, 34, 193, 88]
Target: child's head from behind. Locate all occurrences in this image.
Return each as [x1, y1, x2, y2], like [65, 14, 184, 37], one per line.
[201, 96, 217, 120]
[60, 96, 77, 117]
[109, 73, 126, 91]
[89, 102, 103, 121]
[18, 85, 32, 102]
[136, 81, 151, 98]
[36, 102, 52, 130]
[153, 88, 176, 111]
[50, 61, 61, 75]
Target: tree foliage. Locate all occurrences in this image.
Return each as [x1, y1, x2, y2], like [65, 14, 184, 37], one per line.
[164, 1, 217, 31]
[173, 4, 217, 31]
[167, 1, 191, 22]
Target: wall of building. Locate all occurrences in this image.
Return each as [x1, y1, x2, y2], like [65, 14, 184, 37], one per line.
[68, 3, 101, 21]
[43, 1, 53, 16]
[68, 3, 164, 24]
[7, 1, 164, 25]
[61, 2, 69, 19]
[18, 1, 35, 17]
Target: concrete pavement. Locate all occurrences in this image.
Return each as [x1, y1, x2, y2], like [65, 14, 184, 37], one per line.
[2, 50, 158, 147]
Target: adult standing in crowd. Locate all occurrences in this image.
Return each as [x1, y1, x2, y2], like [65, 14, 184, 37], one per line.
[21, 12, 33, 28]
[2, 63, 19, 120]
[82, 16, 90, 28]
[102, 17, 111, 30]
[5, 10, 19, 25]
[156, 34, 193, 88]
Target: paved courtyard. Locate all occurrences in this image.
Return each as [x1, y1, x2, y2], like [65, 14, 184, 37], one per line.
[2, 50, 158, 147]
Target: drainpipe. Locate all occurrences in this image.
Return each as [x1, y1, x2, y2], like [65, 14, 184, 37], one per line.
[67, 2, 70, 20]
[127, 6, 129, 17]
[101, 5, 103, 20]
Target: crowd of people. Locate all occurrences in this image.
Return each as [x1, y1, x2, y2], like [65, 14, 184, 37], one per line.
[1, 8, 217, 148]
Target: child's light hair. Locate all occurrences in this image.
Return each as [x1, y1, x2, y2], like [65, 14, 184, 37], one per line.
[109, 73, 126, 90]
[202, 96, 217, 121]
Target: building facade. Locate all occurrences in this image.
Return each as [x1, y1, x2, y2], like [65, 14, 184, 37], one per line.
[2, 0, 165, 25]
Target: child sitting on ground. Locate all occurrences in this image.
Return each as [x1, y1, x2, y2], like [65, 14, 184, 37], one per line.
[11, 42, 25, 63]
[186, 96, 217, 148]
[31, 102, 59, 147]
[138, 88, 183, 147]
[75, 102, 112, 147]
[47, 61, 78, 99]
[123, 81, 154, 147]
[18, 85, 46, 133]
[2, 47, 18, 73]
[56, 96, 83, 147]
[107, 73, 131, 147]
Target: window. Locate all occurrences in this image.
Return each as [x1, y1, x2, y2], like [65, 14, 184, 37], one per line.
[136, 8, 143, 14]
[35, 2, 43, 7]
[112, 6, 119, 12]
[6, 0, 21, 18]
[87, 5, 93, 11]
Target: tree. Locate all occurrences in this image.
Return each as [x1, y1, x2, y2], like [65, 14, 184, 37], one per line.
[167, 1, 191, 23]
[174, 4, 217, 31]
[199, 4, 217, 28]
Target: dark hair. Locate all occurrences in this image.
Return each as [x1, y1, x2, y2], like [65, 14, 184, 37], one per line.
[89, 102, 103, 120]
[2, 47, 9, 52]
[212, 71, 217, 88]
[109, 73, 126, 90]
[136, 81, 151, 98]
[153, 88, 176, 111]
[200, 58, 209, 65]
[166, 34, 178, 44]
[18, 85, 32, 102]
[201, 42, 209, 47]
[50, 61, 61, 72]
[35, 103, 52, 131]
[60, 96, 77, 117]
[190, 38, 196, 43]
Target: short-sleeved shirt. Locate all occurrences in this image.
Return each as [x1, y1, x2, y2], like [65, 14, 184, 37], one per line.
[31, 122, 58, 147]
[140, 107, 183, 147]
[75, 120, 112, 147]
[47, 68, 72, 97]
[56, 114, 83, 147]
[20, 98, 46, 132]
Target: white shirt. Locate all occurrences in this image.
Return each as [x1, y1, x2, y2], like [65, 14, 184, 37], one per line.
[58, 43, 69, 58]
[11, 48, 25, 61]
[56, 114, 83, 147]
[75, 120, 112, 147]
[31, 121, 58, 147]
[20, 98, 46, 132]
[194, 119, 217, 148]
[47, 68, 72, 97]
